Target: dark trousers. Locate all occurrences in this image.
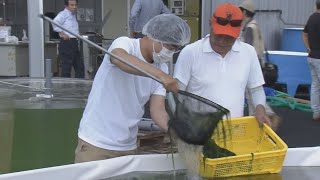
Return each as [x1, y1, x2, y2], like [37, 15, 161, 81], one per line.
[59, 39, 84, 78]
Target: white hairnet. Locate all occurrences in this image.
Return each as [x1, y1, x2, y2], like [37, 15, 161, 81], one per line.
[142, 14, 191, 46]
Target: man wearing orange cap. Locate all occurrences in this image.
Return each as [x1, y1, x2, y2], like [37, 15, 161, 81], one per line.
[174, 3, 272, 127]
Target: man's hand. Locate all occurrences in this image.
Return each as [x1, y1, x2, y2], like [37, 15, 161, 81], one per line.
[255, 104, 272, 128]
[161, 74, 179, 94]
[59, 32, 70, 40]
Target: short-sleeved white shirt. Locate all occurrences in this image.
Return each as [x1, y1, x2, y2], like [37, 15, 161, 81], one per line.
[174, 35, 264, 118]
[78, 37, 168, 151]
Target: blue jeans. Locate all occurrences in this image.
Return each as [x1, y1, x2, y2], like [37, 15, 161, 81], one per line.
[307, 57, 320, 119]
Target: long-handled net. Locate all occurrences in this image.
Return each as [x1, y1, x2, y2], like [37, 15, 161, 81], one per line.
[167, 91, 235, 177]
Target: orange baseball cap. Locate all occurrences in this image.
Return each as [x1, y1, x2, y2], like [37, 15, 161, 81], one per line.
[211, 3, 243, 38]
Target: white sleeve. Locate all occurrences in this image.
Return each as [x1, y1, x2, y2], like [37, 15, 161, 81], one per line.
[52, 12, 65, 32]
[108, 37, 132, 53]
[249, 86, 266, 108]
[173, 45, 194, 87]
[247, 46, 265, 88]
[102, 37, 134, 66]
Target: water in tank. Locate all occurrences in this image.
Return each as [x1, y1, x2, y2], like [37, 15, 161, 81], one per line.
[0, 78, 92, 173]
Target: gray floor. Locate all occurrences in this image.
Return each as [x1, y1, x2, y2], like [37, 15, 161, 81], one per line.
[281, 167, 320, 180]
[275, 107, 320, 148]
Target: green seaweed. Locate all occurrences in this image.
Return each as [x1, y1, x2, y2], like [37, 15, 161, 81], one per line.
[202, 139, 236, 159]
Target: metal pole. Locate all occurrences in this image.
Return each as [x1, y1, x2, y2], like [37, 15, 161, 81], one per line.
[127, 0, 131, 36]
[28, 0, 45, 77]
[45, 59, 52, 96]
[3, 0, 6, 25]
[39, 14, 162, 84]
[168, 60, 174, 76]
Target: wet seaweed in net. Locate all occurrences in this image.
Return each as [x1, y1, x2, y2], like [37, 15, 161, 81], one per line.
[202, 139, 236, 159]
[167, 91, 230, 145]
[167, 91, 236, 177]
[201, 117, 237, 160]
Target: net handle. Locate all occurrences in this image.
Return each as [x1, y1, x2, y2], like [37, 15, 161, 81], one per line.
[39, 14, 162, 85]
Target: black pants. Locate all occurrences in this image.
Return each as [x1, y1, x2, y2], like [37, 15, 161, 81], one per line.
[59, 39, 84, 78]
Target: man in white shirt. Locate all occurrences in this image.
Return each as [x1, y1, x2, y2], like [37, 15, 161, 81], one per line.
[174, 3, 271, 126]
[53, 0, 84, 78]
[75, 14, 191, 163]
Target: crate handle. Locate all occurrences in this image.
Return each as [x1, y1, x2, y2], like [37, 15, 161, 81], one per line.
[267, 134, 277, 146]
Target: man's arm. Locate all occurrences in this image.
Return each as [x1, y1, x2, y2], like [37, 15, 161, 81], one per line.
[177, 80, 187, 91]
[53, 12, 69, 40]
[52, 12, 64, 33]
[129, 0, 142, 36]
[160, 1, 171, 14]
[249, 86, 272, 127]
[149, 95, 169, 132]
[302, 32, 310, 52]
[110, 48, 179, 93]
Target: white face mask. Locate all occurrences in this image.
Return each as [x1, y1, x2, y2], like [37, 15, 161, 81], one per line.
[152, 42, 175, 64]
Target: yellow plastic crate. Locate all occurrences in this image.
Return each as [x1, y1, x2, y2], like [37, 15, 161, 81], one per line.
[199, 116, 288, 178]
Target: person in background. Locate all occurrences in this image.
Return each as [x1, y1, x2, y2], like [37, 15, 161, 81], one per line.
[75, 14, 191, 163]
[174, 3, 272, 127]
[302, 0, 320, 121]
[53, 0, 84, 78]
[239, 0, 265, 66]
[239, 0, 281, 131]
[129, 0, 171, 38]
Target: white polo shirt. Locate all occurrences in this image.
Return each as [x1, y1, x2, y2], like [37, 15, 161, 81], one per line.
[78, 37, 167, 151]
[174, 35, 264, 118]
